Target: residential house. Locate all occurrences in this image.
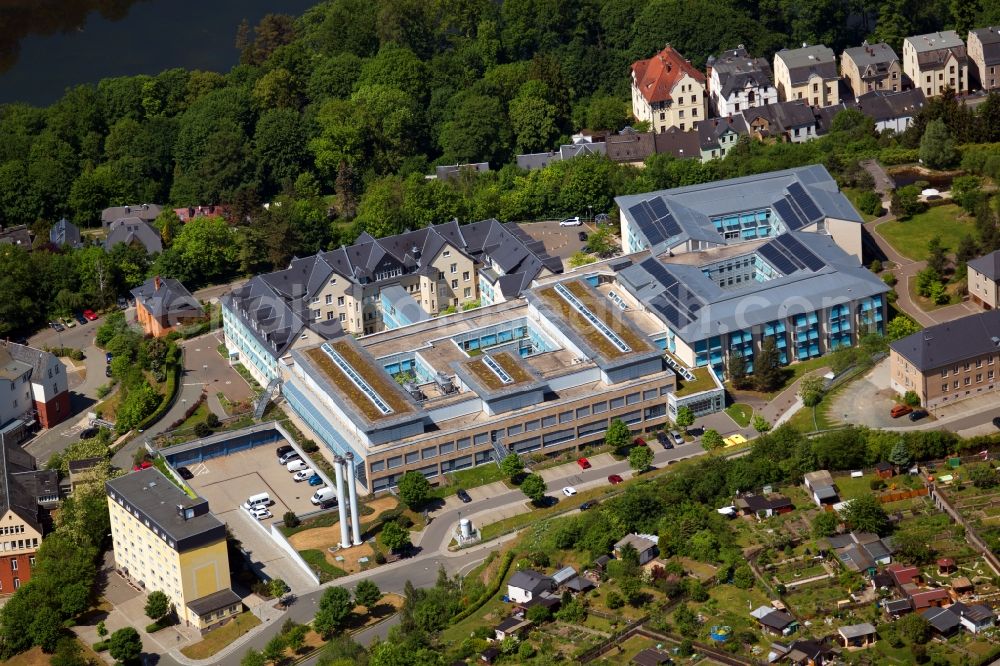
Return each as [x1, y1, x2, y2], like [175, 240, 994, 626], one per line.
[707, 45, 778, 117]
[606, 129, 657, 165]
[937, 557, 956, 575]
[838, 622, 877, 648]
[949, 602, 995, 633]
[968, 27, 1000, 90]
[516, 137, 608, 171]
[875, 461, 894, 479]
[921, 606, 960, 636]
[614, 533, 659, 565]
[967, 249, 1000, 309]
[49, 218, 82, 249]
[734, 492, 793, 519]
[751, 606, 797, 636]
[950, 575, 974, 595]
[632, 648, 672, 666]
[771, 638, 838, 665]
[773, 45, 839, 106]
[434, 163, 490, 181]
[507, 570, 553, 604]
[902, 31, 968, 96]
[107, 469, 242, 632]
[104, 217, 163, 255]
[889, 309, 1000, 408]
[841, 42, 902, 97]
[0, 341, 70, 436]
[816, 89, 926, 135]
[742, 100, 818, 143]
[804, 470, 839, 506]
[631, 45, 708, 133]
[101, 204, 162, 229]
[696, 116, 748, 162]
[174, 205, 230, 224]
[494, 616, 532, 641]
[0, 441, 59, 594]
[826, 532, 892, 572]
[0, 225, 32, 250]
[131, 276, 205, 338]
[653, 126, 701, 160]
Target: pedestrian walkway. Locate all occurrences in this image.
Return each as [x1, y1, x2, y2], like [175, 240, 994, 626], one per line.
[756, 366, 829, 428]
[207, 391, 228, 420]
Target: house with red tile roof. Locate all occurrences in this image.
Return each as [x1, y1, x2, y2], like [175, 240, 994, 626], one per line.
[886, 563, 922, 587]
[630, 45, 707, 134]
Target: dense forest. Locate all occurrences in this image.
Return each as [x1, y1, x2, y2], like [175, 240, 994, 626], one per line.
[3, 0, 1000, 337]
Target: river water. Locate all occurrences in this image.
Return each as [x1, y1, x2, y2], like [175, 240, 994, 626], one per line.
[0, 0, 316, 106]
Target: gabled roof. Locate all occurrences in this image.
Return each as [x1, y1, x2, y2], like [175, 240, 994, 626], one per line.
[101, 203, 161, 226]
[910, 588, 951, 608]
[890, 309, 1000, 372]
[884, 598, 912, 613]
[710, 46, 775, 99]
[843, 42, 899, 77]
[922, 606, 960, 632]
[615, 533, 658, 552]
[838, 622, 876, 639]
[970, 27, 1000, 66]
[0, 225, 32, 249]
[104, 217, 162, 254]
[0, 441, 44, 530]
[632, 45, 705, 104]
[696, 116, 748, 150]
[906, 31, 968, 69]
[744, 100, 816, 134]
[49, 218, 82, 247]
[950, 602, 994, 624]
[653, 126, 701, 160]
[131, 276, 203, 320]
[508, 569, 553, 595]
[606, 130, 656, 163]
[776, 45, 838, 84]
[968, 249, 1000, 280]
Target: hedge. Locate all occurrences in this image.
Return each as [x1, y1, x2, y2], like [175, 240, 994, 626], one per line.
[450, 550, 516, 624]
[135, 356, 182, 432]
[92, 640, 108, 652]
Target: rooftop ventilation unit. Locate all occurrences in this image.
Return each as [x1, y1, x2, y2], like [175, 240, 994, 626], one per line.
[435, 371, 456, 394]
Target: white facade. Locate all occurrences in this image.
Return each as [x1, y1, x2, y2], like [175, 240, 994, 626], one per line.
[710, 72, 777, 117]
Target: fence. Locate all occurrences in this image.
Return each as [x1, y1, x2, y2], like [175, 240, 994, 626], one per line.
[578, 623, 757, 666]
[575, 615, 649, 663]
[876, 487, 928, 503]
[931, 486, 1000, 577]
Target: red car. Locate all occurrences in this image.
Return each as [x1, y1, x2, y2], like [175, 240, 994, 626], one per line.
[83, 309, 98, 321]
[633, 437, 647, 447]
[133, 460, 152, 471]
[608, 474, 624, 485]
[577, 457, 591, 470]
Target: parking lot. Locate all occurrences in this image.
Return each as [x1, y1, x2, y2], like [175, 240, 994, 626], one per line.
[185, 443, 323, 593]
[518, 219, 603, 267]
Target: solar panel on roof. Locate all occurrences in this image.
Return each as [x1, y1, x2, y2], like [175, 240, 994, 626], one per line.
[776, 235, 826, 272]
[786, 182, 822, 221]
[629, 202, 664, 246]
[800, 250, 826, 272]
[772, 198, 806, 230]
[653, 301, 690, 328]
[640, 258, 678, 290]
[648, 197, 669, 218]
[773, 236, 807, 270]
[758, 243, 796, 275]
[656, 210, 682, 239]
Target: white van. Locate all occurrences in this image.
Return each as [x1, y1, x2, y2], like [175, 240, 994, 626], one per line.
[243, 492, 271, 510]
[310, 487, 336, 505]
[286, 459, 308, 472]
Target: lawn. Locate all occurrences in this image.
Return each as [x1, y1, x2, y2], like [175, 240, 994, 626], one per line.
[876, 204, 976, 261]
[590, 634, 661, 665]
[479, 483, 620, 540]
[300, 549, 348, 582]
[675, 366, 717, 397]
[175, 401, 209, 432]
[906, 273, 963, 311]
[432, 463, 509, 498]
[725, 403, 753, 427]
[180, 612, 261, 659]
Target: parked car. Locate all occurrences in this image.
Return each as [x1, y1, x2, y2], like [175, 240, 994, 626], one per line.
[890, 404, 913, 418]
[117, 297, 128, 310]
[49, 321, 64, 332]
[276, 444, 294, 458]
[133, 460, 152, 471]
[670, 430, 684, 445]
[578, 231, 588, 242]
[74, 312, 88, 325]
[633, 437, 647, 447]
[286, 459, 309, 473]
[177, 467, 194, 480]
[559, 216, 581, 226]
[105, 365, 113, 378]
[308, 474, 324, 486]
[562, 486, 577, 496]
[82, 309, 98, 321]
[79, 427, 98, 440]
[908, 409, 928, 422]
[105, 352, 113, 363]
[994, 416, 1000, 429]
[61, 317, 76, 328]
[577, 457, 591, 470]
[293, 468, 315, 482]
[656, 431, 674, 449]
[608, 474, 623, 485]
[579, 500, 598, 511]
[456, 488, 472, 503]
[278, 450, 300, 465]
[251, 507, 273, 520]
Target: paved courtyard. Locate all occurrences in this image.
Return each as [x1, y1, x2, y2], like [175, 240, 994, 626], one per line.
[518, 219, 603, 267]
[827, 358, 902, 429]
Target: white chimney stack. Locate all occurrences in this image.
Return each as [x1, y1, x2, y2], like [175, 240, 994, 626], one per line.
[333, 455, 351, 549]
[346, 453, 362, 546]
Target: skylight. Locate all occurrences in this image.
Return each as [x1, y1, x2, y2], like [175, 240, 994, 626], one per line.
[320, 342, 394, 415]
[554, 282, 632, 353]
[482, 355, 514, 385]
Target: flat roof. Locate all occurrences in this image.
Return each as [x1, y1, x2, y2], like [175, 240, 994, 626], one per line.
[455, 352, 545, 399]
[304, 340, 416, 422]
[106, 469, 224, 546]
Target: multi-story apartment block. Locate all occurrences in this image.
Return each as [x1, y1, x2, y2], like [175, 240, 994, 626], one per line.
[107, 469, 241, 632]
[707, 46, 778, 117]
[773, 45, 840, 107]
[967, 250, 1000, 309]
[0, 341, 70, 440]
[222, 219, 561, 386]
[902, 31, 968, 96]
[890, 310, 1000, 408]
[841, 42, 902, 97]
[968, 27, 1000, 90]
[817, 89, 926, 135]
[0, 441, 59, 594]
[630, 45, 708, 133]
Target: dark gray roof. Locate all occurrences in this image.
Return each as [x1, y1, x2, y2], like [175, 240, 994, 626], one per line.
[0, 441, 43, 530]
[560, 142, 606, 160]
[922, 607, 960, 633]
[0, 225, 32, 249]
[495, 616, 529, 632]
[104, 217, 162, 254]
[711, 46, 775, 99]
[971, 27, 1000, 66]
[69, 457, 103, 473]
[758, 609, 795, 629]
[843, 42, 899, 76]
[563, 576, 595, 592]
[776, 45, 838, 84]
[106, 468, 226, 550]
[908, 31, 967, 69]
[186, 588, 242, 616]
[744, 101, 816, 136]
[696, 116, 748, 150]
[839, 622, 876, 639]
[653, 127, 700, 160]
[817, 90, 926, 134]
[950, 602, 994, 623]
[890, 309, 1000, 372]
[508, 569, 553, 595]
[49, 218, 82, 248]
[517, 152, 560, 171]
[131, 277, 203, 320]
[884, 598, 912, 613]
[632, 648, 671, 666]
[101, 204, 162, 227]
[606, 131, 656, 162]
[3, 341, 58, 382]
[13, 469, 59, 503]
[968, 249, 1000, 280]
[435, 163, 490, 180]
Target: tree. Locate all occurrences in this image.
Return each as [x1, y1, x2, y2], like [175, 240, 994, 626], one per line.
[754, 337, 784, 392]
[892, 184, 925, 220]
[926, 236, 947, 275]
[314, 587, 353, 637]
[29, 605, 63, 653]
[108, 627, 142, 665]
[241, 648, 267, 666]
[728, 350, 749, 389]
[732, 565, 754, 589]
[701, 429, 724, 450]
[841, 494, 890, 535]
[353, 579, 382, 612]
[585, 226, 616, 257]
[285, 624, 308, 654]
[889, 441, 912, 467]
[144, 590, 170, 621]
[397, 470, 431, 510]
[903, 390, 921, 407]
[752, 415, 771, 434]
[920, 118, 960, 169]
[520, 473, 547, 504]
[605, 418, 631, 451]
[269, 578, 290, 607]
[262, 634, 286, 663]
[674, 406, 694, 433]
[799, 376, 826, 407]
[897, 612, 931, 644]
[886, 315, 921, 341]
[969, 464, 999, 489]
[380, 520, 411, 553]
[499, 453, 524, 481]
[629, 444, 653, 472]
[812, 510, 841, 538]
[527, 603, 552, 622]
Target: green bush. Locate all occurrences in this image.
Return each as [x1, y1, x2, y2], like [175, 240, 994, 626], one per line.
[193, 421, 212, 438]
[206, 413, 221, 428]
[301, 439, 319, 453]
[283, 511, 300, 528]
[93, 640, 109, 652]
[856, 191, 882, 216]
[880, 147, 919, 165]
